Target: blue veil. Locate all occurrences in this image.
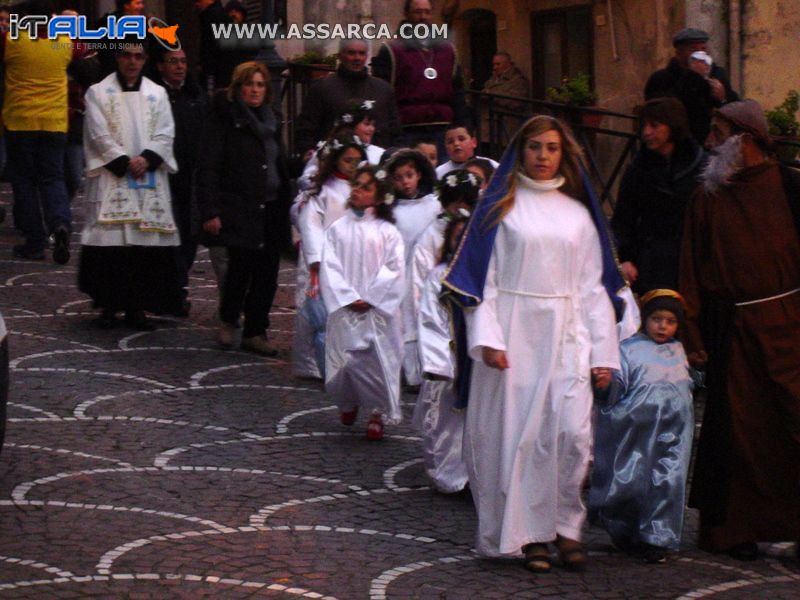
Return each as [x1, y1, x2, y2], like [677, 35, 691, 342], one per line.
[441, 117, 627, 407]
[442, 121, 626, 315]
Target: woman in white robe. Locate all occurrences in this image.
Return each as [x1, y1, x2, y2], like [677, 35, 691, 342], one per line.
[292, 138, 366, 379]
[444, 116, 624, 572]
[320, 165, 406, 439]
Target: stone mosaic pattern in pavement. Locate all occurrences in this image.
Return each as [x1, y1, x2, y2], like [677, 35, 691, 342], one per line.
[0, 187, 798, 598]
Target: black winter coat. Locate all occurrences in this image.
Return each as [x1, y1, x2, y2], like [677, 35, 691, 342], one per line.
[645, 59, 739, 145]
[294, 65, 401, 153]
[611, 138, 706, 294]
[196, 92, 291, 250]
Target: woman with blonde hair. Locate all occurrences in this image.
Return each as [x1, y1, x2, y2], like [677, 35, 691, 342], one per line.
[197, 61, 291, 355]
[443, 115, 627, 572]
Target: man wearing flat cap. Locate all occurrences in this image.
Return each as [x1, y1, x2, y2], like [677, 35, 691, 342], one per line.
[645, 27, 738, 144]
[680, 99, 800, 561]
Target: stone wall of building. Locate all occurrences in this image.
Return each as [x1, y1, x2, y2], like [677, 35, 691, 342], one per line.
[741, 0, 800, 111]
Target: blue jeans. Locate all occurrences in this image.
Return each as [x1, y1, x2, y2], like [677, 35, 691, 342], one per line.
[6, 131, 71, 249]
[64, 142, 85, 201]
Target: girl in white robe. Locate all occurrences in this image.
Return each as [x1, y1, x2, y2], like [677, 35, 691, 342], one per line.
[292, 137, 367, 379]
[384, 150, 441, 387]
[297, 102, 384, 191]
[443, 116, 624, 572]
[320, 165, 406, 440]
[411, 170, 480, 334]
[412, 217, 470, 493]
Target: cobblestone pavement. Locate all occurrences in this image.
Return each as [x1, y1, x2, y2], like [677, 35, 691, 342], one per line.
[0, 186, 798, 599]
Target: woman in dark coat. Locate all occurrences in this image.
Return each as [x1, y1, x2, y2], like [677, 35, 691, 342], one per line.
[197, 61, 291, 355]
[612, 97, 706, 295]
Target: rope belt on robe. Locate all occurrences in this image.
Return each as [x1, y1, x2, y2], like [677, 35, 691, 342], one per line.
[734, 286, 800, 307]
[497, 288, 586, 375]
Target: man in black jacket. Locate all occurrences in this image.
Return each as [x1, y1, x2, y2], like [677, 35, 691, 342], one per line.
[294, 38, 401, 158]
[154, 47, 208, 315]
[645, 28, 738, 145]
[195, 0, 253, 91]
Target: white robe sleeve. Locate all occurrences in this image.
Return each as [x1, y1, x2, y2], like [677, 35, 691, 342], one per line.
[418, 270, 454, 379]
[290, 189, 309, 228]
[145, 88, 177, 174]
[83, 85, 128, 175]
[298, 191, 327, 266]
[411, 242, 438, 323]
[319, 226, 361, 313]
[361, 227, 406, 318]
[297, 153, 319, 191]
[466, 249, 507, 361]
[616, 285, 642, 342]
[578, 223, 621, 370]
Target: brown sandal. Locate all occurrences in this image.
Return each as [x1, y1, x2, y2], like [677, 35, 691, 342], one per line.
[555, 536, 587, 571]
[523, 543, 552, 573]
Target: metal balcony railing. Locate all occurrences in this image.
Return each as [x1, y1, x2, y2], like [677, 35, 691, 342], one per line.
[278, 69, 800, 207]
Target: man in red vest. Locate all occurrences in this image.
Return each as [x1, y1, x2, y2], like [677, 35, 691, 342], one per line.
[371, 0, 469, 159]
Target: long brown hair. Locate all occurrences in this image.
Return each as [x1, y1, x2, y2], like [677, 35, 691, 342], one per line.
[485, 115, 586, 228]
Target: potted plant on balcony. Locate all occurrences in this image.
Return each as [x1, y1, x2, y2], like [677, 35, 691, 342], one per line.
[290, 51, 337, 81]
[545, 72, 602, 128]
[765, 90, 799, 162]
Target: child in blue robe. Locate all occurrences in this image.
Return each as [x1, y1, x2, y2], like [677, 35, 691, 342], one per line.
[589, 289, 700, 564]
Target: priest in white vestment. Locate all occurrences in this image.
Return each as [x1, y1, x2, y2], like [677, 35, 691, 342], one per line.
[78, 44, 181, 330]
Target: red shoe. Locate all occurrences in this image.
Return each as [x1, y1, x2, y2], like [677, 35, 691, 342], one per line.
[366, 415, 384, 441]
[340, 408, 358, 426]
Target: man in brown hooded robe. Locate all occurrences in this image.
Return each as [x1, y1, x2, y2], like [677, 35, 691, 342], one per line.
[680, 99, 800, 560]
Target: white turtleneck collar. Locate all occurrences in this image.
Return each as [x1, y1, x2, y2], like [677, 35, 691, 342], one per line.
[516, 170, 565, 192]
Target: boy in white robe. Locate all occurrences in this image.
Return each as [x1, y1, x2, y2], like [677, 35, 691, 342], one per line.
[435, 124, 498, 179]
[320, 165, 406, 440]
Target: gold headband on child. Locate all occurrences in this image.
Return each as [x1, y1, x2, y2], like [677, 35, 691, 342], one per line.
[640, 289, 686, 308]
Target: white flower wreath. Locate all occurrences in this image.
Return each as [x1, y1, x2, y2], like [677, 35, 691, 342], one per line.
[340, 113, 353, 123]
[445, 174, 458, 188]
[384, 192, 395, 205]
[375, 169, 387, 181]
[467, 173, 478, 186]
[458, 207, 472, 218]
[362, 99, 375, 109]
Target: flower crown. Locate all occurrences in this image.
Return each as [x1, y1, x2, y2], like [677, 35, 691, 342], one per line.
[316, 135, 366, 158]
[352, 164, 395, 205]
[335, 99, 376, 127]
[438, 170, 480, 191]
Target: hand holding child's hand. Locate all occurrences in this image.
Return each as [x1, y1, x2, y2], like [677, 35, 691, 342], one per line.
[348, 300, 371, 313]
[307, 266, 320, 298]
[688, 350, 708, 369]
[591, 367, 612, 390]
[482, 347, 509, 370]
